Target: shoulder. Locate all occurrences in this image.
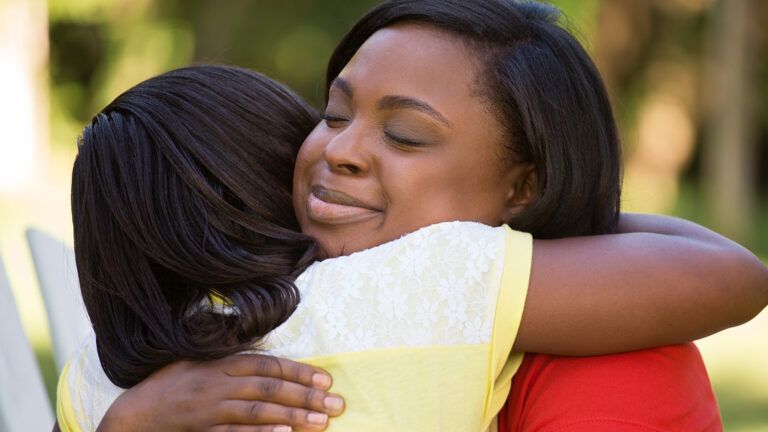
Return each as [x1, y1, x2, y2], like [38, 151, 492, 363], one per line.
[320, 221, 509, 260]
[499, 344, 723, 431]
[57, 360, 79, 432]
[57, 336, 90, 431]
[300, 221, 513, 284]
[56, 332, 126, 431]
[278, 222, 518, 357]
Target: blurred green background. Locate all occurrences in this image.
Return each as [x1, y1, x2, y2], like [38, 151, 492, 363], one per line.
[0, 0, 766, 430]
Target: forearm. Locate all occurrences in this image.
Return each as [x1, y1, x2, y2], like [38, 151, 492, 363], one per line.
[617, 212, 768, 318]
[515, 219, 768, 355]
[617, 212, 740, 247]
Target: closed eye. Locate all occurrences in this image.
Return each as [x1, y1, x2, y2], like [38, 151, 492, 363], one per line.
[322, 113, 349, 127]
[384, 131, 426, 148]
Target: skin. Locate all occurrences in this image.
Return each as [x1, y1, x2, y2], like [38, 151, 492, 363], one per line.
[293, 24, 767, 354]
[80, 23, 767, 432]
[293, 25, 531, 258]
[98, 355, 340, 432]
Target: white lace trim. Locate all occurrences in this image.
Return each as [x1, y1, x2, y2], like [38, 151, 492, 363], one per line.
[261, 221, 506, 358]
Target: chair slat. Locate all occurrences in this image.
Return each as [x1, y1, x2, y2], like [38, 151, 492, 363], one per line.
[26, 229, 90, 372]
[0, 254, 54, 431]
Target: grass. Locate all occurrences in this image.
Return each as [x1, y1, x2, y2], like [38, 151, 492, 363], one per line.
[698, 308, 768, 431]
[34, 346, 58, 407]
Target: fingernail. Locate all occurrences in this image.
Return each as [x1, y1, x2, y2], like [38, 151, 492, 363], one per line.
[307, 412, 328, 425]
[312, 373, 332, 389]
[274, 427, 292, 432]
[324, 395, 344, 412]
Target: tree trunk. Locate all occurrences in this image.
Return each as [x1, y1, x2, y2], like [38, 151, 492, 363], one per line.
[0, 0, 48, 194]
[703, 0, 756, 242]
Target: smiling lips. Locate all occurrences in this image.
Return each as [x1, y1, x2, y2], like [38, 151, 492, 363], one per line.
[307, 185, 381, 224]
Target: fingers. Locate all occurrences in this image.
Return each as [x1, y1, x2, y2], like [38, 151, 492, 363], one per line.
[221, 355, 332, 391]
[211, 426, 292, 432]
[204, 355, 343, 430]
[215, 400, 330, 431]
[224, 376, 345, 416]
[251, 427, 292, 432]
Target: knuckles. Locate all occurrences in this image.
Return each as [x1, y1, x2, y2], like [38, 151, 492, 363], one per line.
[304, 388, 321, 409]
[258, 377, 284, 397]
[246, 400, 265, 420]
[253, 354, 283, 377]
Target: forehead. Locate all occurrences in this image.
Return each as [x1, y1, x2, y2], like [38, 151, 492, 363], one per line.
[336, 23, 480, 103]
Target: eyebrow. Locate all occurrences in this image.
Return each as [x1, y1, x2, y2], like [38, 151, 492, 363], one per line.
[330, 77, 354, 98]
[330, 77, 452, 128]
[377, 95, 453, 128]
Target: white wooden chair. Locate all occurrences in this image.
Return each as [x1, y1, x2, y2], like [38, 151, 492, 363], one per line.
[26, 229, 90, 372]
[0, 253, 55, 431]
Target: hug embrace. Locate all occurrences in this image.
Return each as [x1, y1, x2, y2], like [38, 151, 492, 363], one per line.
[56, 1, 768, 431]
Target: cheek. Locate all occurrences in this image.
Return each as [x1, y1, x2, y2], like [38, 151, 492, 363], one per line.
[295, 126, 326, 169]
[293, 126, 326, 222]
[294, 125, 331, 189]
[382, 163, 461, 217]
[385, 152, 508, 225]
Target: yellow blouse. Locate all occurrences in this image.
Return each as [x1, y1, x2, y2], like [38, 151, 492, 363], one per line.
[58, 222, 532, 431]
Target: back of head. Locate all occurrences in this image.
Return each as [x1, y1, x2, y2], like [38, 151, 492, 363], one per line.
[72, 65, 319, 387]
[328, 0, 622, 238]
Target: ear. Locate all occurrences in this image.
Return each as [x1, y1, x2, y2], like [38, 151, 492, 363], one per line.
[501, 163, 537, 223]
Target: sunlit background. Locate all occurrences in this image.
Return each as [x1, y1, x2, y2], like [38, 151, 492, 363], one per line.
[1, 0, 766, 430]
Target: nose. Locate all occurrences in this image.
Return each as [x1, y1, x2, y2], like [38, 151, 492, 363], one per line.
[322, 128, 371, 176]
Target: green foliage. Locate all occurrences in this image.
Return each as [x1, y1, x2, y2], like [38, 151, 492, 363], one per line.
[49, 0, 380, 138]
[549, 0, 599, 43]
[48, 0, 597, 119]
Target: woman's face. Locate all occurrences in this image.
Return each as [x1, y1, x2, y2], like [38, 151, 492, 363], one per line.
[293, 24, 531, 257]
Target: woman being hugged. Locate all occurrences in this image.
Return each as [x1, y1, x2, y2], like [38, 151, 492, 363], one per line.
[59, 1, 767, 431]
[61, 65, 334, 430]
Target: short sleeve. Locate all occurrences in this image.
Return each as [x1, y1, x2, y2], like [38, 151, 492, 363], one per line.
[56, 361, 80, 432]
[55, 332, 125, 432]
[483, 226, 533, 427]
[267, 221, 514, 358]
[265, 221, 532, 431]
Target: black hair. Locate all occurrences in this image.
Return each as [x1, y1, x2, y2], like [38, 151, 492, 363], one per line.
[327, 0, 622, 237]
[72, 65, 320, 387]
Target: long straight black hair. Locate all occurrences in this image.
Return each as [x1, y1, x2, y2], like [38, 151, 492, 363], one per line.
[72, 65, 320, 387]
[328, 0, 623, 237]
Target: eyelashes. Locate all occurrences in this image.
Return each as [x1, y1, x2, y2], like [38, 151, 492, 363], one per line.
[383, 131, 425, 148]
[321, 113, 348, 125]
[322, 112, 427, 149]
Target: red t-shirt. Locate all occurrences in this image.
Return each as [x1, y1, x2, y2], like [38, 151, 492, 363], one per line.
[498, 343, 723, 431]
